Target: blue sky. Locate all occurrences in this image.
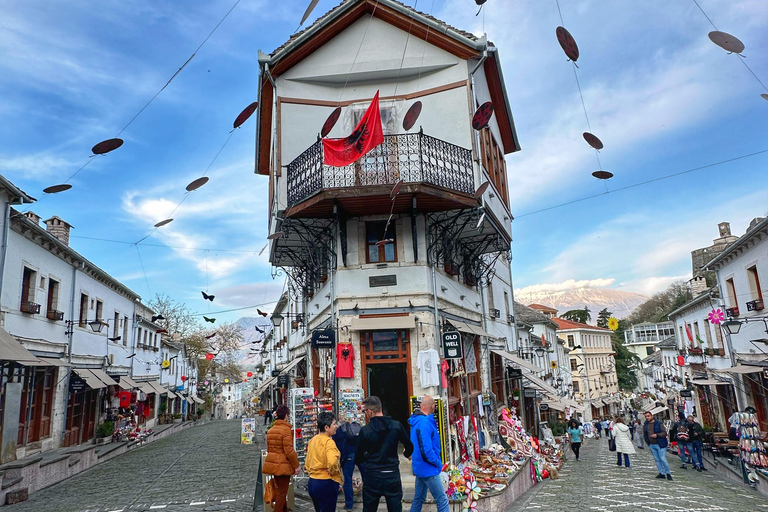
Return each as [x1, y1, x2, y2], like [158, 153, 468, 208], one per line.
[1, 0, 766, 323]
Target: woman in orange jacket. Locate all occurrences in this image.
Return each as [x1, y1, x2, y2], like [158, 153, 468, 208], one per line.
[262, 405, 300, 512]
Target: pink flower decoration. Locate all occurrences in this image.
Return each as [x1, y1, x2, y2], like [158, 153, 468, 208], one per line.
[708, 309, 724, 325]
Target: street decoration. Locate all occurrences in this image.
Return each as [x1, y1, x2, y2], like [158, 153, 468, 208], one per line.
[186, 177, 209, 191]
[474, 181, 490, 200]
[224, 378, 229, 383]
[161, 360, 170, 369]
[247, 371, 253, 377]
[708, 31, 745, 54]
[233, 101, 258, 129]
[92, 138, 124, 155]
[43, 184, 72, 194]
[608, 317, 619, 331]
[708, 309, 724, 325]
[402, 101, 422, 131]
[583, 132, 604, 150]
[300, 0, 321, 26]
[205, 333, 217, 339]
[555, 26, 579, 63]
[550, 360, 557, 369]
[154, 218, 173, 228]
[323, 91, 384, 167]
[762, 94, 768, 101]
[257, 309, 268, 317]
[204, 316, 216, 323]
[684, 323, 694, 342]
[201, 291, 215, 301]
[205, 353, 215, 360]
[471, 102, 494, 130]
[267, 231, 284, 240]
[181, 375, 187, 381]
[592, 170, 613, 180]
[320, 107, 342, 138]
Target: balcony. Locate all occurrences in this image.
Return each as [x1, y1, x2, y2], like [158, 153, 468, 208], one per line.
[46, 310, 65, 321]
[20, 301, 41, 314]
[726, 306, 740, 317]
[285, 132, 475, 217]
[746, 298, 764, 312]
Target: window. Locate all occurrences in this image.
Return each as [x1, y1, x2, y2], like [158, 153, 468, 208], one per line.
[113, 312, 120, 340]
[79, 293, 88, 327]
[366, 221, 396, 263]
[39, 276, 46, 289]
[137, 327, 142, 347]
[570, 359, 578, 371]
[487, 286, 495, 321]
[572, 381, 579, 393]
[646, 347, 654, 355]
[47, 279, 60, 313]
[704, 319, 713, 348]
[478, 128, 508, 207]
[693, 322, 701, 346]
[714, 321, 724, 348]
[123, 316, 129, 346]
[747, 266, 763, 302]
[351, 100, 398, 135]
[503, 291, 510, 323]
[95, 300, 103, 322]
[21, 267, 37, 310]
[725, 278, 737, 308]
[567, 335, 574, 348]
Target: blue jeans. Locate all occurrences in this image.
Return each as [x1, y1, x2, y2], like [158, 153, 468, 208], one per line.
[308, 478, 340, 512]
[411, 474, 449, 512]
[692, 440, 704, 468]
[617, 452, 630, 467]
[341, 457, 365, 509]
[649, 444, 670, 475]
[678, 442, 694, 464]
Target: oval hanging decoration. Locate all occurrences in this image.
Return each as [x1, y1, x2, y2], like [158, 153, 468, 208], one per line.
[471, 102, 494, 130]
[92, 138, 124, 155]
[708, 31, 745, 54]
[181, 375, 188, 382]
[247, 371, 253, 377]
[154, 218, 174, 228]
[402, 101, 422, 131]
[161, 360, 170, 369]
[43, 184, 72, 194]
[583, 132, 604, 150]
[233, 101, 258, 129]
[556, 26, 579, 62]
[321, 107, 342, 138]
[186, 177, 210, 192]
[592, 170, 614, 180]
[761, 94, 768, 102]
[205, 353, 215, 360]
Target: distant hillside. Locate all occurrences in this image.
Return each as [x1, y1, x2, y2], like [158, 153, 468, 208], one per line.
[515, 288, 647, 320]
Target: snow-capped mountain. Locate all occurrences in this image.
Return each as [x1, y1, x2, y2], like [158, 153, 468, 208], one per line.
[515, 288, 647, 320]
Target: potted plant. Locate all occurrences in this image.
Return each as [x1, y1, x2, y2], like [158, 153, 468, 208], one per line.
[511, 387, 521, 399]
[158, 401, 168, 424]
[173, 413, 182, 424]
[96, 421, 114, 445]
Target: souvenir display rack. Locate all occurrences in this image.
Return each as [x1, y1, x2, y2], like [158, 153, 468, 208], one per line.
[289, 387, 316, 467]
[737, 411, 768, 468]
[339, 388, 365, 425]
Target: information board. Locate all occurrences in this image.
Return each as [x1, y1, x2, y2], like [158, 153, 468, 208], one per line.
[241, 417, 256, 444]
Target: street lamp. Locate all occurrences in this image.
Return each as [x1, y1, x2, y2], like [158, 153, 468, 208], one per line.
[270, 313, 284, 328]
[722, 319, 742, 335]
[534, 347, 545, 357]
[88, 320, 106, 333]
[556, 377, 563, 385]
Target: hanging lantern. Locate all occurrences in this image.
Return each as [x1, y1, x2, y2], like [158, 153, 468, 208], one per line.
[224, 378, 229, 383]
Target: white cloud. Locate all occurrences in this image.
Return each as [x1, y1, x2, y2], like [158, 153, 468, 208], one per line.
[618, 275, 690, 297]
[517, 278, 615, 294]
[0, 154, 78, 180]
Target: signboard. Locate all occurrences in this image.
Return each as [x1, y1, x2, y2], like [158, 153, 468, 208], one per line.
[311, 329, 336, 349]
[369, 275, 397, 287]
[524, 389, 537, 398]
[680, 390, 693, 398]
[277, 374, 290, 387]
[241, 417, 256, 444]
[539, 403, 550, 412]
[69, 374, 87, 394]
[271, 370, 281, 377]
[442, 331, 462, 359]
[507, 367, 523, 379]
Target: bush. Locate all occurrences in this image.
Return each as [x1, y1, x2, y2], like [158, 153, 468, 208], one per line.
[550, 421, 567, 436]
[96, 421, 114, 438]
[173, 413, 182, 419]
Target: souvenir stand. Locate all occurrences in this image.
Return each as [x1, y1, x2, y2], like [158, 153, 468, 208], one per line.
[736, 409, 768, 483]
[289, 387, 316, 467]
[339, 389, 365, 425]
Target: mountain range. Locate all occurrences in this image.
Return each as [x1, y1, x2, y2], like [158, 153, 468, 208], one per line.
[515, 288, 647, 320]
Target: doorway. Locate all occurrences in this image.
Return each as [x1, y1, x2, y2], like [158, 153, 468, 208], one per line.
[367, 363, 409, 429]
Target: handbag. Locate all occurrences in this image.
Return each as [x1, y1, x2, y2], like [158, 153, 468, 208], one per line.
[609, 438, 617, 452]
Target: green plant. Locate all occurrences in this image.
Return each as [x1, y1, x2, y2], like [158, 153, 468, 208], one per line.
[550, 421, 567, 436]
[96, 421, 114, 438]
[159, 402, 168, 415]
[173, 413, 182, 419]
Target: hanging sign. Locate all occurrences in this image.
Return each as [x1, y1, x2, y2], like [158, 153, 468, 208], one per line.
[524, 389, 537, 398]
[539, 403, 550, 412]
[312, 329, 336, 349]
[277, 374, 290, 387]
[271, 369, 281, 377]
[442, 331, 462, 359]
[69, 374, 87, 393]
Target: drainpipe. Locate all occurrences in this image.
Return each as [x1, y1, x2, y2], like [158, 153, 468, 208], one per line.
[713, 279, 744, 410]
[0, 202, 12, 308]
[430, 263, 453, 464]
[469, 49, 488, 167]
[331, 205, 339, 418]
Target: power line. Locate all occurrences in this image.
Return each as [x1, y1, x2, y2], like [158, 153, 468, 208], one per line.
[70, 234, 263, 253]
[516, 148, 768, 218]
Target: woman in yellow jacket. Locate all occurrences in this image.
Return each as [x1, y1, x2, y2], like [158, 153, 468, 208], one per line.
[306, 412, 342, 512]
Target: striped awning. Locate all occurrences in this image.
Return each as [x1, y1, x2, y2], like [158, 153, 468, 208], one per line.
[73, 369, 106, 390]
[117, 375, 141, 389]
[90, 369, 118, 386]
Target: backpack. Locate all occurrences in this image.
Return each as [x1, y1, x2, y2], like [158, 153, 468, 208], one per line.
[340, 422, 361, 437]
[677, 423, 690, 442]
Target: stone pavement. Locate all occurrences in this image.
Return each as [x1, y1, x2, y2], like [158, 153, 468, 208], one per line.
[509, 435, 764, 512]
[8, 419, 261, 512]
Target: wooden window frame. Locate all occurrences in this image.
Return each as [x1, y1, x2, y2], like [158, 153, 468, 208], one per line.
[479, 128, 509, 208]
[365, 221, 397, 264]
[79, 293, 88, 327]
[747, 265, 763, 302]
[47, 278, 60, 313]
[21, 267, 36, 310]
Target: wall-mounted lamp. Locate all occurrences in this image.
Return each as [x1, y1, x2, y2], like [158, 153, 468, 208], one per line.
[460, 295, 466, 300]
[441, 286, 448, 292]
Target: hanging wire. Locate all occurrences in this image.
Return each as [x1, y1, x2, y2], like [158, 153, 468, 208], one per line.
[135, 245, 152, 297]
[338, 1, 382, 103]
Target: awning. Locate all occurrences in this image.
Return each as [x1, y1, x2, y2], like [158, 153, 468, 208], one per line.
[254, 376, 277, 396]
[691, 379, 730, 386]
[448, 320, 492, 338]
[542, 399, 566, 412]
[118, 376, 141, 389]
[0, 328, 40, 365]
[137, 382, 155, 394]
[73, 369, 107, 390]
[717, 365, 763, 375]
[192, 396, 205, 404]
[148, 381, 168, 394]
[650, 406, 669, 415]
[278, 356, 306, 375]
[561, 397, 580, 409]
[166, 389, 178, 399]
[34, 357, 71, 367]
[522, 372, 559, 400]
[349, 315, 416, 331]
[643, 401, 657, 412]
[89, 369, 118, 386]
[490, 349, 542, 373]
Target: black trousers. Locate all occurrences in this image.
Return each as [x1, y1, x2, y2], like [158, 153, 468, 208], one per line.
[363, 470, 402, 512]
[571, 441, 581, 459]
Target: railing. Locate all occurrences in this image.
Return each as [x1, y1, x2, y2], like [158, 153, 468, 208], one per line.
[746, 298, 764, 311]
[286, 133, 474, 207]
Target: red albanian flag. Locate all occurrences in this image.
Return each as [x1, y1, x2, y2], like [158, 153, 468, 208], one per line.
[323, 91, 384, 167]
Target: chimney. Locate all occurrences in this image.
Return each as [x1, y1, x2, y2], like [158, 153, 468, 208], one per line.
[717, 222, 731, 238]
[24, 211, 41, 226]
[749, 217, 765, 230]
[690, 276, 707, 297]
[43, 216, 73, 246]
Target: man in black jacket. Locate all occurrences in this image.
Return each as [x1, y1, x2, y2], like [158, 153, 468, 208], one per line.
[687, 415, 707, 471]
[356, 396, 414, 512]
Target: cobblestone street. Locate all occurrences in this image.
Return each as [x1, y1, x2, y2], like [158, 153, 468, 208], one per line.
[9, 420, 261, 512]
[512, 436, 764, 512]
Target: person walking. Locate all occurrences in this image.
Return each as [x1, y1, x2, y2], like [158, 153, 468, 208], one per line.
[333, 420, 365, 511]
[264, 407, 273, 425]
[613, 417, 636, 467]
[408, 396, 449, 512]
[595, 420, 603, 439]
[566, 419, 583, 461]
[306, 412, 343, 512]
[670, 415, 695, 469]
[687, 415, 707, 472]
[643, 411, 672, 480]
[263, 405, 301, 512]
[635, 419, 645, 449]
[355, 396, 414, 512]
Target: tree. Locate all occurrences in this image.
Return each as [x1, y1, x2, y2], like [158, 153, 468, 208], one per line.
[561, 306, 591, 324]
[611, 319, 641, 390]
[190, 323, 244, 381]
[148, 293, 200, 338]
[626, 281, 692, 324]
[596, 308, 612, 329]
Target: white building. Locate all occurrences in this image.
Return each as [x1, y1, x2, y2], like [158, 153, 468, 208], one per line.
[623, 321, 675, 360]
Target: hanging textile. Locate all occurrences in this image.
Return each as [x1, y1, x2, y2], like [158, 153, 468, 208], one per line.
[417, 348, 441, 388]
[336, 342, 355, 378]
[323, 91, 384, 167]
[464, 336, 477, 374]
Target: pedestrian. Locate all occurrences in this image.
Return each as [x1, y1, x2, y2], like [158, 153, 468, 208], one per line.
[264, 407, 273, 425]
[595, 420, 602, 439]
[306, 412, 343, 512]
[332, 420, 365, 511]
[687, 415, 707, 472]
[603, 418, 611, 439]
[263, 404, 301, 512]
[635, 419, 645, 449]
[628, 418, 635, 440]
[612, 417, 636, 467]
[566, 419, 582, 461]
[408, 396, 449, 512]
[355, 396, 414, 512]
[670, 415, 695, 469]
[643, 411, 672, 480]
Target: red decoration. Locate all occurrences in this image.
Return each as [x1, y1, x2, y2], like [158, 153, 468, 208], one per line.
[471, 102, 494, 130]
[233, 101, 258, 129]
[321, 107, 342, 138]
[402, 101, 422, 131]
[677, 355, 685, 366]
[556, 26, 579, 62]
[247, 371, 253, 377]
[323, 91, 384, 167]
[205, 353, 215, 360]
[181, 375, 188, 382]
[92, 138, 124, 155]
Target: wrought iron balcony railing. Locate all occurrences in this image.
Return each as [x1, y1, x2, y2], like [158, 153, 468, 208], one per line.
[286, 133, 474, 208]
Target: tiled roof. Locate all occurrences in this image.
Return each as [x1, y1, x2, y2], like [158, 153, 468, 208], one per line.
[514, 302, 550, 325]
[552, 318, 611, 332]
[528, 303, 557, 312]
[269, 0, 479, 57]
[655, 336, 677, 349]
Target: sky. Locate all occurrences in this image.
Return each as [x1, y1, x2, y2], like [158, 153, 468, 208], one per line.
[0, 0, 766, 324]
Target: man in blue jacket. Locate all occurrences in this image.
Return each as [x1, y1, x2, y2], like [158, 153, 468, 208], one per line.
[408, 396, 448, 512]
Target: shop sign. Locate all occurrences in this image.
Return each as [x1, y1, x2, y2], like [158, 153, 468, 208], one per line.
[69, 374, 87, 393]
[539, 403, 549, 412]
[271, 369, 281, 377]
[312, 329, 336, 349]
[442, 331, 462, 359]
[507, 368, 523, 379]
[175, 385, 184, 392]
[524, 389, 537, 398]
[277, 374, 290, 387]
[680, 390, 693, 398]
